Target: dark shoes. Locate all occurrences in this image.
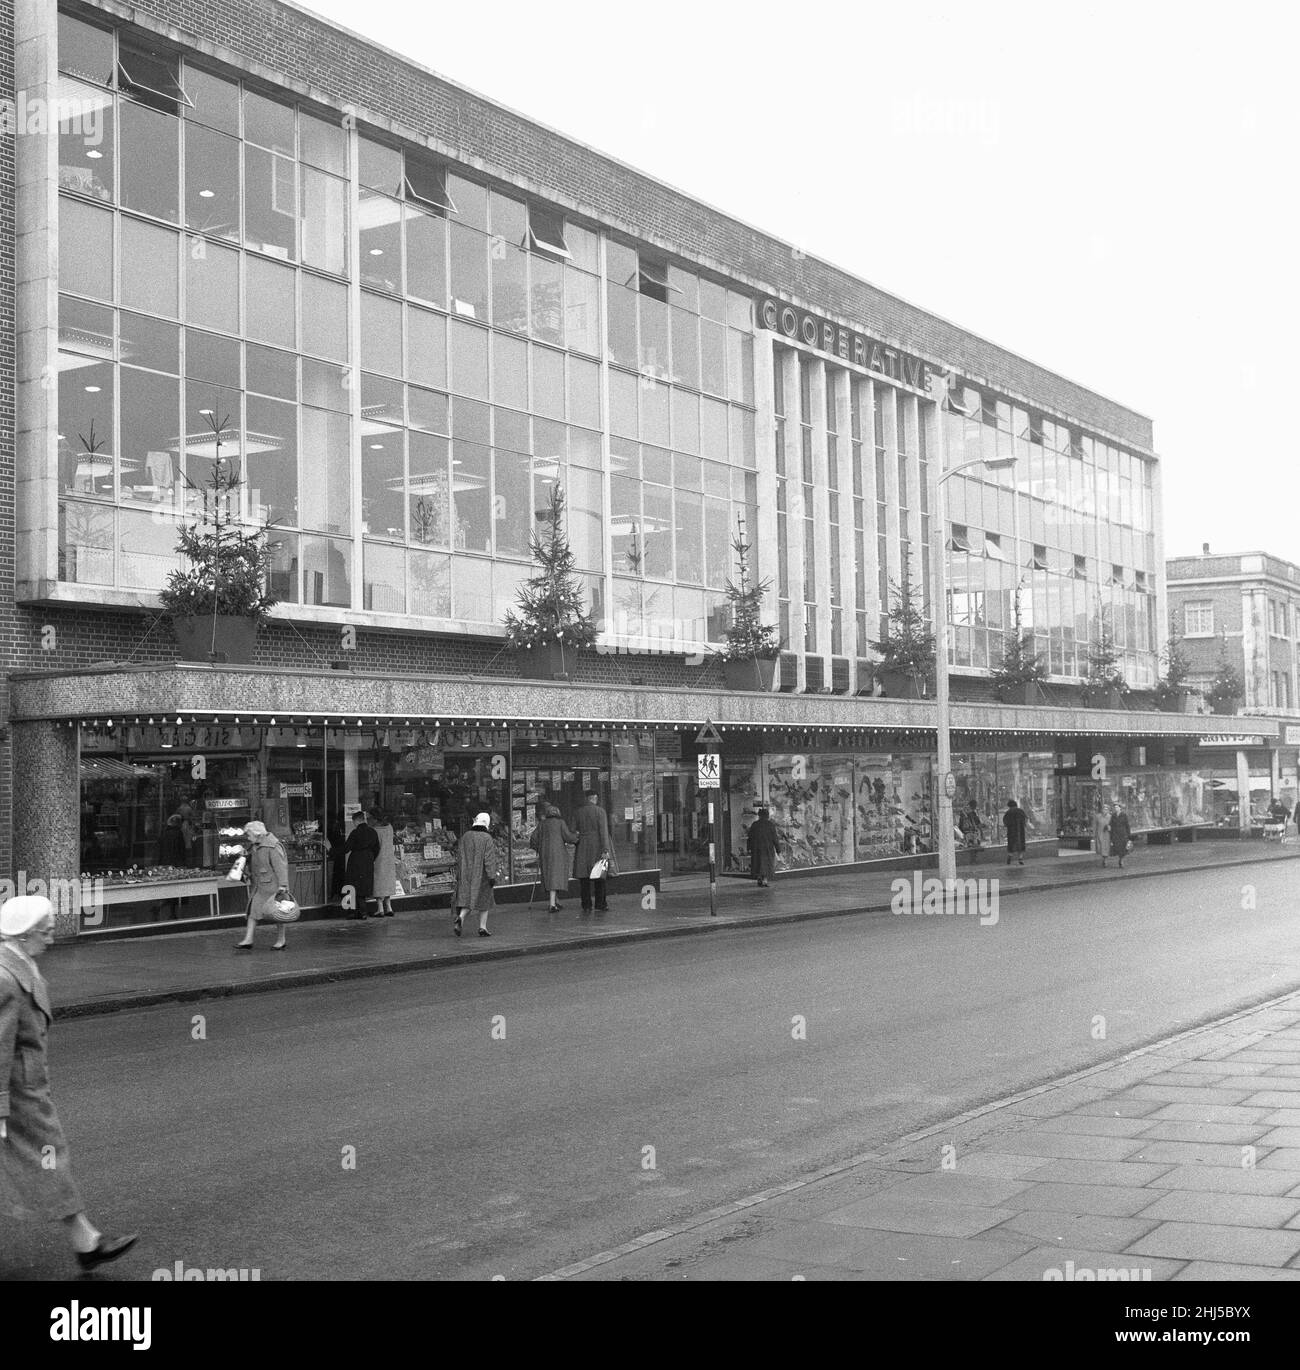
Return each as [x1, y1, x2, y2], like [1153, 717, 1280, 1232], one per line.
[595, 904, 610, 913]
[453, 914, 463, 937]
[77, 1233, 138, 1272]
[478, 928, 491, 938]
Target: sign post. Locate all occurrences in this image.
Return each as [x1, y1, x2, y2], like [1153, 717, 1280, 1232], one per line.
[696, 725, 722, 916]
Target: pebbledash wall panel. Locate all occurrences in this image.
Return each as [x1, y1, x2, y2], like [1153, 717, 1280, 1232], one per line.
[84, 0, 1151, 449]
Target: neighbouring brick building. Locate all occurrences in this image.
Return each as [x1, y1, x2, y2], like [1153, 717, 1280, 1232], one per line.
[1, 0, 1260, 937]
[1166, 547, 1300, 823]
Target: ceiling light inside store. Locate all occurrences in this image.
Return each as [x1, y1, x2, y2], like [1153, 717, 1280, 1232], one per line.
[86, 149, 102, 159]
[198, 189, 215, 198]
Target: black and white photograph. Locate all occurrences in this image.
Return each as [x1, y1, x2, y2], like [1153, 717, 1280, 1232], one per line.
[2, 0, 1299, 1333]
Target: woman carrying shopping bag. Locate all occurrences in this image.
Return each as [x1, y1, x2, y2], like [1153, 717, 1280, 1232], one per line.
[531, 805, 578, 912]
[233, 820, 294, 951]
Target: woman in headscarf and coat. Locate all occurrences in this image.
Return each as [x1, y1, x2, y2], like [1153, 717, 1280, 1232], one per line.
[1092, 802, 1112, 867]
[747, 807, 780, 887]
[453, 812, 499, 938]
[370, 808, 397, 917]
[531, 804, 578, 912]
[1109, 805, 1132, 870]
[0, 895, 137, 1271]
[233, 819, 292, 951]
[343, 811, 380, 919]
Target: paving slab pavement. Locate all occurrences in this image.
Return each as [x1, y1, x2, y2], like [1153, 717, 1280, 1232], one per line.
[544, 991, 1300, 1281]
[45, 835, 1300, 1019]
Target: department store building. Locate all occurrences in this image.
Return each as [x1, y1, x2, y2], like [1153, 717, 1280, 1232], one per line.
[1, 0, 1259, 936]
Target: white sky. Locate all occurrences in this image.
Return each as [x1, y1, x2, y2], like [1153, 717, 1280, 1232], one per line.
[303, 0, 1297, 562]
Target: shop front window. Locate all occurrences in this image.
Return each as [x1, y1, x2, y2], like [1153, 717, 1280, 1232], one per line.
[78, 723, 327, 931]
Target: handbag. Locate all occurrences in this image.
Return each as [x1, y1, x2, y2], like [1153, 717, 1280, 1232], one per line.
[589, 852, 610, 881]
[268, 888, 301, 923]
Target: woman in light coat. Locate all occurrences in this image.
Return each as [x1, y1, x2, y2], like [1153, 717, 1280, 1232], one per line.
[453, 813, 499, 938]
[1092, 803, 1112, 867]
[233, 820, 292, 951]
[0, 895, 137, 1271]
[531, 805, 578, 911]
[370, 808, 397, 916]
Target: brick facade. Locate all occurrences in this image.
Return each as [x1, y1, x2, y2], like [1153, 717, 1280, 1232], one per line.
[1167, 553, 1300, 713]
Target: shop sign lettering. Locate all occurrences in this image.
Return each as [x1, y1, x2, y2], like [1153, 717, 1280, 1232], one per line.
[757, 296, 932, 392]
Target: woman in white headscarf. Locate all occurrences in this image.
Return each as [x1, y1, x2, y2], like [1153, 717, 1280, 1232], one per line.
[233, 820, 292, 951]
[0, 895, 138, 1271]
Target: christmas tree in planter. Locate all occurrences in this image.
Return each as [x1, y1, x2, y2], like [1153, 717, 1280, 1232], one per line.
[1154, 623, 1194, 713]
[870, 567, 935, 698]
[718, 515, 781, 690]
[503, 484, 598, 680]
[1205, 636, 1244, 715]
[159, 412, 278, 664]
[1083, 600, 1128, 708]
[992, 578, 1047, 704]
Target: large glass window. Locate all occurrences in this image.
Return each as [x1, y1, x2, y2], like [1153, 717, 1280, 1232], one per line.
[184, 122, 240, 242]
[120, 100, 178, 221]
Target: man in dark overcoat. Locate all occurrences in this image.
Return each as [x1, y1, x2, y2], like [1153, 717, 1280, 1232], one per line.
[1, 896, 137, 1270]
[573, 791, 614, 914]
[1002, 799, 1028, 866]
[343, 810, 380, 918]
[747, 807, 780, 887]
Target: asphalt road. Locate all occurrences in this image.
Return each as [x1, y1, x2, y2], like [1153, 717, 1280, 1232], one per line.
[4, 859, 1299, 1281]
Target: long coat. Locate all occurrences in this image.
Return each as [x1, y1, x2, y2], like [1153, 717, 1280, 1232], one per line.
[533, 814, 578, 894]
[0, 944, 84, 1220]
[573, 803, 613, 879]
[1002, 805, 1028, 854]
[454, 827, 499, 912]
[747, 817, 779, 883]
[1110, 811, 1132, 855]
[344, 822, 380, 903]
[372, 823, 397, 899]
[1092, 811, 1112, 857]
[247, 836, 290, 921]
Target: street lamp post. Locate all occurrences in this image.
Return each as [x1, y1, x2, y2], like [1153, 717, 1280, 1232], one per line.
[928, 382, 1018, 885]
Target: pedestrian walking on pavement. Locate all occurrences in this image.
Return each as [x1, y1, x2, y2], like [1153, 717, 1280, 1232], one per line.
[574, 791, 615, 914]
[531, 805, 578, 912]
[370, 808, 397, 916]
[747, 807, 780, 887]
[1002, 798, 1027, 865]
[343, 811, 380, 918]
[453, 812, 499, 938]
[1092, 802, 1112, 867]
[233, 820, 292, 951]
[1110, 804, 1132, 870]
[0, 895, 138, 1272]
[958, 800, 985, 865]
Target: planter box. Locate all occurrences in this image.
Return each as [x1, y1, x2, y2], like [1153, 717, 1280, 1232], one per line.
[1156, 688, 1194, 713]
[1210, 698, 1239, 716]
[878, 668, 927, 699]
[514, 642, 574, 681]
[722, 657, 778, 691]
[171, 615, 258, 664]
[995, 681, 1043, 706]
[1083, 686, 1123, 710]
